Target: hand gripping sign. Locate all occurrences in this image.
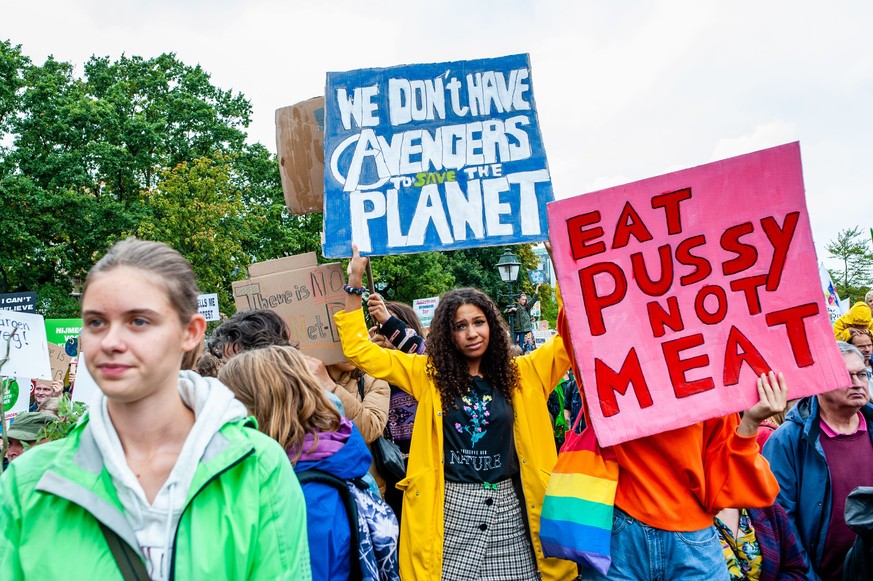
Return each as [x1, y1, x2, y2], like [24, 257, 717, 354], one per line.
[548, 143, 850, 446]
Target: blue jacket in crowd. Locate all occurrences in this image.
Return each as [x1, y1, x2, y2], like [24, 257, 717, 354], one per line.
[762, 396, 873, 580]
[293, 419, 373, 581]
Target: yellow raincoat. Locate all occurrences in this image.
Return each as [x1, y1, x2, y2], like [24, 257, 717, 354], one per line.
[335, 309, 576, 581]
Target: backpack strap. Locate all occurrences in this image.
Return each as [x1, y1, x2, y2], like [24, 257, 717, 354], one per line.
[297, 469, 363, 581]
[98, 521, 150, 581]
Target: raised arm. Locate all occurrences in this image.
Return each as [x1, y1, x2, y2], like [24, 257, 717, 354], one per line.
[344, 244, 368, 313]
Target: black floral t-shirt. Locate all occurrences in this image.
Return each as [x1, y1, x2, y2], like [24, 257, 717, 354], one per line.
[442, 376, 518, 484]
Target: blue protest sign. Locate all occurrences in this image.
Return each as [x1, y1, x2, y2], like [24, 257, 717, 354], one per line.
[322, 54, 553, 258]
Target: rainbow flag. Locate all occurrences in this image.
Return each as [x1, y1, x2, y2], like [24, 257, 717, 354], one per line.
[539, 417, 619, 574]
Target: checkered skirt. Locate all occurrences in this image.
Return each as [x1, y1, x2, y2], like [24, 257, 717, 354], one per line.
[442, 480, 539, 581]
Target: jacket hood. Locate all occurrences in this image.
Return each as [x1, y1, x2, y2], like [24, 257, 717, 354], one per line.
[88, 371, 247, 580]
[785, 396, 816, 427]
[293, 417, 372, 480]
[846, 302, 873, 326]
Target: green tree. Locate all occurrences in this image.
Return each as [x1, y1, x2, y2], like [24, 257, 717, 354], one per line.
[826, 226, 873, 303]
[369, 252, 456, 305]
[0, 40, 28, 142]
[136, 155, 250, 316]
[364, 244, 542, 324]
[233, 143, 322, 263]
[0, 47, 286, 317]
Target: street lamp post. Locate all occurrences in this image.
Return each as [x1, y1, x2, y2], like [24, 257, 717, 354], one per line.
[495, 249, 521, 339]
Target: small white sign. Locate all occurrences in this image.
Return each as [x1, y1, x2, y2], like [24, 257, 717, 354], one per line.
[197, 293, 220, 322]
[413, 297, 440, 329]
[0, 310, 51, 380]
[71, 352, 100, 408]
[3, 376, 32, 420]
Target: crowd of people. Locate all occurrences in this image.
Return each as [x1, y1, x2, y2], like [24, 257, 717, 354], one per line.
[1, 237, 872, 581]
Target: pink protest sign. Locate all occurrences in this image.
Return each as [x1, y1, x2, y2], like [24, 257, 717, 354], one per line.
[548, 142, 850, 446]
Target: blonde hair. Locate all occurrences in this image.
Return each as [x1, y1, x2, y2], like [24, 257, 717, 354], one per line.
[218, 346, 341, 460]
[181, 342, 203, 371]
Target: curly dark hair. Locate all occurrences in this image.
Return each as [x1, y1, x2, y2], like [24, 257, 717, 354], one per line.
[212, 309, 298, 358]
[425, 288, 519, 410]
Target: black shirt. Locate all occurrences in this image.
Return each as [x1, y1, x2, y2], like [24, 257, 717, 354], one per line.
[442, 376, 519, 483]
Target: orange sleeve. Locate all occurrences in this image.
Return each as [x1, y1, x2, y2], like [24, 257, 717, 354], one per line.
[701, 414, 780, 513]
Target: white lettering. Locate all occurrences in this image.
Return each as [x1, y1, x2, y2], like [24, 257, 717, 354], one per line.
[446, 76, 468, 117]
[445, 180, 484, 241]
[349, 190, 387, 253]
[335, 85, 380, 130]
[483, 178, 512, 236]
[507, 169, 550, 235]
[407, 185, 453, 246]
[332, 119, 533, 189]
[386, 188, 408, 247]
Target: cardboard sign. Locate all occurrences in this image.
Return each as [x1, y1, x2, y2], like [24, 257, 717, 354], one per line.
[0, 310, 51, 380]
[548, 143, 850, 446]
[197, 293, 220, 322]
[231, 257, 347, 364]
[0, 291, 37, 313]
[247, 252, 318, 277]
[276, 97, 326, 214]
[47, 342, 72, 383]
[322, 53, 553, 258]
[413, 296, 440, 330]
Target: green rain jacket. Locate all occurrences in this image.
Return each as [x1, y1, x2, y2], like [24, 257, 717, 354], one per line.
[0, 416, 312, 580]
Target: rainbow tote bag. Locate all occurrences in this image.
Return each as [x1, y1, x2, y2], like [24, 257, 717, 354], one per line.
[538, 412, 619, 575]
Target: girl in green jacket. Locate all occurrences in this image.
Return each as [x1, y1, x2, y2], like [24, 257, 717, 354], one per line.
[0, 238, 311, 580]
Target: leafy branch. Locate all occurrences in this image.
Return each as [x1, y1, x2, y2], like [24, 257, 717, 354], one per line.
[0, 327, 18, 475]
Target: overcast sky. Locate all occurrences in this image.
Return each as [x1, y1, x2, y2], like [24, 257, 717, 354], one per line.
[4, 0, 871, 270]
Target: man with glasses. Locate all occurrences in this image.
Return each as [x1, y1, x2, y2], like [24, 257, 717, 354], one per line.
[764, 342, 873, 580]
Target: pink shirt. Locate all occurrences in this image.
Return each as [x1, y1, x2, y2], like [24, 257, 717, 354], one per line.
[820, 411, 867, 437]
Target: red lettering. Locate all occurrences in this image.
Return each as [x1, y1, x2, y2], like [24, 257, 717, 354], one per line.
[579, 262, 628, 336]
[676, 235, 711, 286]
[630, 244, 674, 296]
[662, 333, 714, 398]
[647, 297, 685, 338]
[761, 212, 799, 291]
[595, 348, 653, 418]
[567, 211, 606, 260]
[723, 326, 771, 386]
[694, 285, 728, 325]
[720, 222, 758, 276]
[613, 202, 653, 249]
[765, 303, 820, 367]
[651, 187, 692, 235]
[729, 275, 768, 316]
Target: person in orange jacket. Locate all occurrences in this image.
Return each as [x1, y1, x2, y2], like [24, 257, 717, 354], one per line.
[558, 309, 783, 581]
